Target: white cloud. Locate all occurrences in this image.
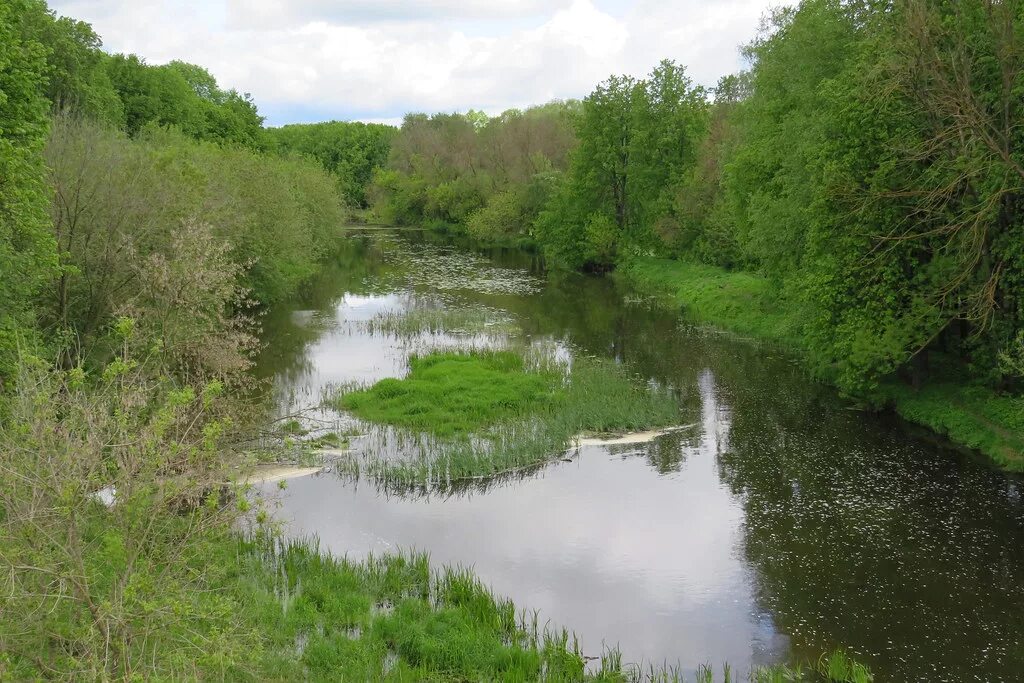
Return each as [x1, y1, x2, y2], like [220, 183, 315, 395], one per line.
[225, 0, 571, 29]
[48, 0, 783, 126]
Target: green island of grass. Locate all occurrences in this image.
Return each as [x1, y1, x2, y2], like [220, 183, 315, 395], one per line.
[338, 351, 561, 438]
[334, 349, 683, 485]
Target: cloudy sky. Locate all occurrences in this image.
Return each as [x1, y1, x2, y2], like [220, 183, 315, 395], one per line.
[48, 0, 783, 127]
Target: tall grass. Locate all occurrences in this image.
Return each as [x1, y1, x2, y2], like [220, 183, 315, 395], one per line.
[224, 534, 873, 681]
[618, 258, 799, 345]
[338, 350, 561, 437]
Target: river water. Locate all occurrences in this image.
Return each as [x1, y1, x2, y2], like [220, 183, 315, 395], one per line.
[255, 229, 1024, 681]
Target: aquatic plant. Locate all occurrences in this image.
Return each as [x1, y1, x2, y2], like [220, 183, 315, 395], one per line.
[223, 533, 875, 681]
[363, 306, 517, 337]
[332, 348, 683, 487]
[337, 350, 561, 437]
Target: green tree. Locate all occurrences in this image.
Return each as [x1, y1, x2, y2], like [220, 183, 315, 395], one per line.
[18, 1, 123, 123]
[535, 61, 707, 270]
[264, 120, 397, 206]
[0, 0, 59, 391]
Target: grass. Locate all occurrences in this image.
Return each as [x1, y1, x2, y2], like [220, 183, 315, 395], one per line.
[227, 534, 591, 681]
[884, 381, 1024, 471]
[618, 258, 799, 344]
[221, 533, 872, 682]
[0, 503, 874, 682]
[338, 350, 561, 438]
[333, 349, 683, 487]
[621, 256, 1024, 471]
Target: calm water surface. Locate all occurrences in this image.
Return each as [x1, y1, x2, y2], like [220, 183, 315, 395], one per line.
[255, 230, 1024, 681]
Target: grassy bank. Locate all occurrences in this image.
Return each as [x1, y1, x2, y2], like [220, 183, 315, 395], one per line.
[884, 383, 1024, 471]
[618, 259, 799, 344]
[228, 534, 875, 682]
[620, 258, 1024, 471]
[333, 348, 682, 487]
[188, 533, 875, 682]
[224, 535, 594, 681]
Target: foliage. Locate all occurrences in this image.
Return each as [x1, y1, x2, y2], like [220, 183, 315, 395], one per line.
[17, 0, 123, 124]
[263, 120, 397, 206]
[534, 60, 709, 270]
[0, 345, 255, 679]
[0, 0, 59, 392]
[43, 115, 342, 369]
[370, 103, 577, 237]
[647, 0, 1024, 417]
[465, 186, 536, 244]
[105, 54, 264, 146]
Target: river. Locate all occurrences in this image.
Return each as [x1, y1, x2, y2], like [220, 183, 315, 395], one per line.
[254, 229, 1024, 681]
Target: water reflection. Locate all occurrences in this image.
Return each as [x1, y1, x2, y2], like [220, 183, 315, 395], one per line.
[256, 230, 1024, 680]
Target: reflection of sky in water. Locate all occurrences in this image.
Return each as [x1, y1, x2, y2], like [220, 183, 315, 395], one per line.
[268, 369, 785, 675]
[267, 291, 510, 419]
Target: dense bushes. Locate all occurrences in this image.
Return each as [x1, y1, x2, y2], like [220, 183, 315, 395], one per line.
[0, 345, 255, 678]
[263, 121, 396, 206]
[43, 115, 344, 371]
[658, 0, 1024, 399]
[0, 0, 59, 390]
[370, 104, 576, 240]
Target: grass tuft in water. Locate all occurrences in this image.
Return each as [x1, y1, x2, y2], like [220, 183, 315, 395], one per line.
[338, 350, 560, 438]
[333, 348, 683, 486]
[213, 532, 876, 681]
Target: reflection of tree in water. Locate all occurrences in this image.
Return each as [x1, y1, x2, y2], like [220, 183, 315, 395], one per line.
[255, 234, 393, 379]
[714, 358, 1024, 681]
[609, 430, 697, 476]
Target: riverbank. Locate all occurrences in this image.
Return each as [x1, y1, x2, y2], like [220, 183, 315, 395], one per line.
[191, 531, 872, 681]
[619, 257, 1024, 472]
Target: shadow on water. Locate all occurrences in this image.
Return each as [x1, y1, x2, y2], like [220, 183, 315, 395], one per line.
[255, 229, 1024, 681]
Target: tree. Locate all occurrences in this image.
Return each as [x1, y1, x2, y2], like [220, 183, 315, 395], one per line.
[534, 61, 708, 270]
[0, 0, 59, 392]
[264, 120, 397, 206]
[18, 1, 123, 124]
[630, 60, 709, 238]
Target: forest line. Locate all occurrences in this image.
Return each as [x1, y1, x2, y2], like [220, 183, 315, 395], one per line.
[366, 1, 1024, 465]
